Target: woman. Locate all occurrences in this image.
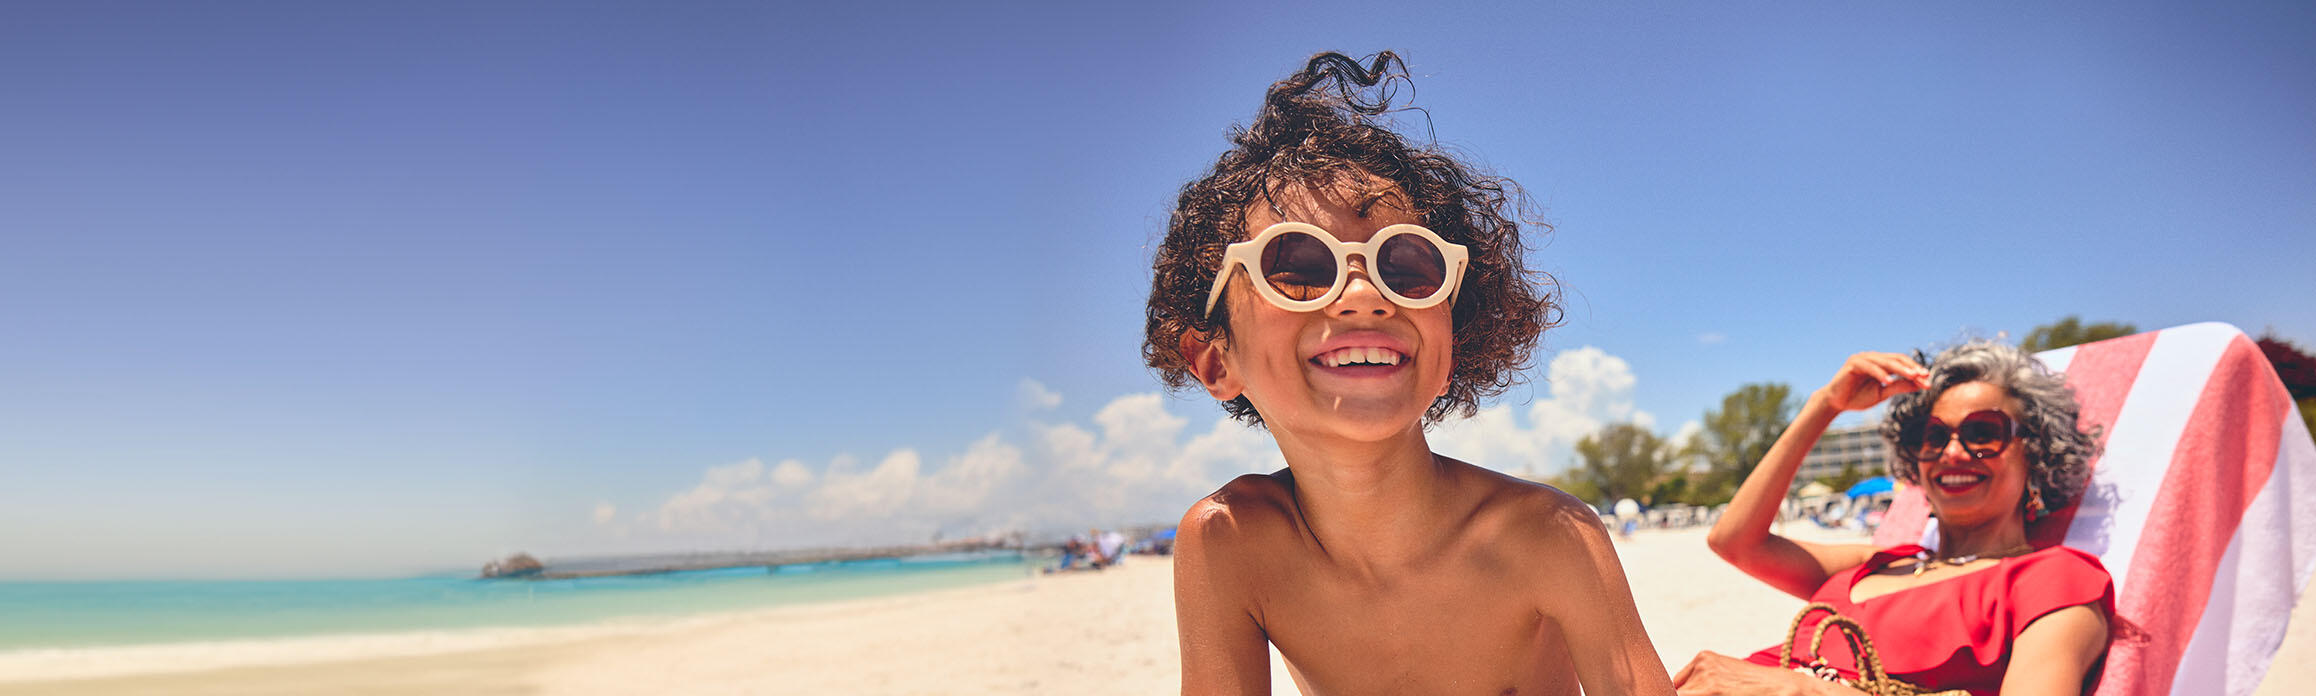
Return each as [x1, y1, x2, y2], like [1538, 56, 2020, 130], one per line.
[1674, 341, 2114, 696]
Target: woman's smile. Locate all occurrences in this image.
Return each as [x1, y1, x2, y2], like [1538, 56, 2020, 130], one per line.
[1929, 465, 1993, 496]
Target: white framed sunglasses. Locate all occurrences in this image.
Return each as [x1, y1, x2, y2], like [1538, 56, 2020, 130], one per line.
[1203, 222, 1470, 316]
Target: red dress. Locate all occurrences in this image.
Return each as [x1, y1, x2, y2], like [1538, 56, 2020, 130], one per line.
[1743, 544, 2114, 696]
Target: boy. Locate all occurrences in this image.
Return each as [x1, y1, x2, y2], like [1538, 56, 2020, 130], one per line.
[1143, 52, 1671, 695]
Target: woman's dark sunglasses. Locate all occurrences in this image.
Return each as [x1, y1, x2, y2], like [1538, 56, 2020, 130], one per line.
[1914, 409, 2023, 460]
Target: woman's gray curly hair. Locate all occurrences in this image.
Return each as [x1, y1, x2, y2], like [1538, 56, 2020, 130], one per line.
[1879, 339, 2103, 513]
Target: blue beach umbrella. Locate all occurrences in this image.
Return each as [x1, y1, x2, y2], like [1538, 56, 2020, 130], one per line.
[1846, 476, 1895, 498]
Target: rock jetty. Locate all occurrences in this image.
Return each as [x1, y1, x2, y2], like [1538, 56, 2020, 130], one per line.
[480, 552, 544, 579]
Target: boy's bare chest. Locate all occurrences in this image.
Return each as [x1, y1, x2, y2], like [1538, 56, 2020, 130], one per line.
[1254, 562, 1576, 695]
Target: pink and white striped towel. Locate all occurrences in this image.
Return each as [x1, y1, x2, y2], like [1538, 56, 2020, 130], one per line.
[1873, 322, 2316, 696]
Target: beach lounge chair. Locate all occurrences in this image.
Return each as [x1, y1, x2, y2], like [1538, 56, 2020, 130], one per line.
[1872, 322, 2316, 696]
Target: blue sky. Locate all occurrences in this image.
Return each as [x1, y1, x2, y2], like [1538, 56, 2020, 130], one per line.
[3, 2, 2310, 579]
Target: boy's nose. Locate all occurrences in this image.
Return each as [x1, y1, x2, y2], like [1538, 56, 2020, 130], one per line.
[1330, 259, 1395, 318]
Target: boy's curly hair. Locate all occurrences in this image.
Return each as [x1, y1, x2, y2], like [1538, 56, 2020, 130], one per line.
[1141, 51, 1559, 426]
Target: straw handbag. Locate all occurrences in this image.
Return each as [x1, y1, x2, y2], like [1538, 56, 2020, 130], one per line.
[1779, 603, 1968, 696]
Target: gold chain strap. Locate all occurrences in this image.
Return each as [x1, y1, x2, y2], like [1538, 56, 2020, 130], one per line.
[1779, 603, 1970, 696]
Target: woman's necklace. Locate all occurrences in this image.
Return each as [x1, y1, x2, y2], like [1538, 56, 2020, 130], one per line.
[1912, 543, 2034, 577]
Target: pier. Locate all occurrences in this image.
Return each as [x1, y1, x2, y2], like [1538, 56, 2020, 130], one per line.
[479, 538, 1020, 580]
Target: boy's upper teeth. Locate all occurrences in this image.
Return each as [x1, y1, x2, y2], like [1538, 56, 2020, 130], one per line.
[1320, 347, 1402, 367]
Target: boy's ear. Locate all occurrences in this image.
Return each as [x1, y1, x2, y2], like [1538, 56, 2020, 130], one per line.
[1177, 328, 1244, 401]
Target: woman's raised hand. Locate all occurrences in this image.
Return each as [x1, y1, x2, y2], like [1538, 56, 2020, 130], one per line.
[1820, 352, 1931, 412]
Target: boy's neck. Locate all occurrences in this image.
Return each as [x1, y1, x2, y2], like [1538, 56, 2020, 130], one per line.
[1273, 426, 1463, 574]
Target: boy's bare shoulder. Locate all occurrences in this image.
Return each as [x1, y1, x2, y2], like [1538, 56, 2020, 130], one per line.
[1177, 469, 1302, 552]
[1454, 460, 1612, 552]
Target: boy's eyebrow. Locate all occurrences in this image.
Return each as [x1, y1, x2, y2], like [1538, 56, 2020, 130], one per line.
[1355, 188, 1408, 218]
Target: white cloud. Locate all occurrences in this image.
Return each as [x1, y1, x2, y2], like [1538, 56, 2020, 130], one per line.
[918, 434, 1026, 515]
[592, 502, 618, 525]
[1016, 378, 1063, 410]
[771, 459, 814, 488]
[1088, 393, 1189, 483]
[1176, 416, 1283, 485]
[655, 458, 782, 533]
[1427, 404, 1547, 476]
[1540, 347, 1642, 422]
[1430, 346, 1660, 477]
[1040, 421, 1101, 471]
[1698, 332, 1727, 346]
[808, 449, 922, 520]
[632, 389, 1285, 550]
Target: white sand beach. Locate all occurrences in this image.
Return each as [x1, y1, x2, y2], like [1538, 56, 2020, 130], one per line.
[5, 525, 2310, 695]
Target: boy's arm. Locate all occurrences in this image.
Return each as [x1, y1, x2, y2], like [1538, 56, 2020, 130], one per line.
[1535, 495, 1677, 696]
[1175, 498, 1270, 695]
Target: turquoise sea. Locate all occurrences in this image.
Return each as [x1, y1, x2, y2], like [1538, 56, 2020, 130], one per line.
[0, 551, 1034, 652]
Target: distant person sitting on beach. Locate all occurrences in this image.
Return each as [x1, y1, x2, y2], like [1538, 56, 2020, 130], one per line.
[1048, 535, 1097, 574]
[1144, 51, 1671, 695]
[1614, 497, 1644, 539]
[1097, 529, 1127, 567]
[1676, 344, 2112, 695]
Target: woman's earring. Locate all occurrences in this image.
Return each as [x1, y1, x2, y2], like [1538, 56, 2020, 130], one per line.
[2025, 484, 2048, 521]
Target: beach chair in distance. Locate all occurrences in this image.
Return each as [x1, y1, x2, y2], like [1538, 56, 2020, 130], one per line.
[1872, 322, 2316, 696]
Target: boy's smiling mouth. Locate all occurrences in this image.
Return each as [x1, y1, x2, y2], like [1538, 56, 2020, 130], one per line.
[1314, 346, 1405, 367]
[1305, 332, 1417, 378]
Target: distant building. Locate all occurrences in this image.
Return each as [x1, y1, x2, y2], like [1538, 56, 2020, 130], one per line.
[1798, 420, 1891, 490]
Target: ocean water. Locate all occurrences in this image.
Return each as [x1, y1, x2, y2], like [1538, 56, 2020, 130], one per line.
[0, 551, 1034, 652]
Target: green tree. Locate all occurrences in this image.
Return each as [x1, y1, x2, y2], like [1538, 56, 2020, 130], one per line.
[2020, 316, 2139, 353]
[1686, 383, 1796, 504]
[1647, 475, 1690, 508]
[1573, 423, 1673, 504]
[1546, 473, 1604, 506]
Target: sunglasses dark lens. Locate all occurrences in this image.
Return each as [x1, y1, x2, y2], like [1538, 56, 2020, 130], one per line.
[1957, 420, 2006, 447]
[1259, 232, 1337, 301]
[1957, 411, 2014, 458]
[1918, 411, 2015, 459]
[1377, 234, 1447, 299]
[1918, 424, 1953, 456]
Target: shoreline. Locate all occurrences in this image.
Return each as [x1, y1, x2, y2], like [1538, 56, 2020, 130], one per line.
[0, 557, 1045, 685]
[7, 526, 2311, 694]
[0, 561, 1144, 696]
